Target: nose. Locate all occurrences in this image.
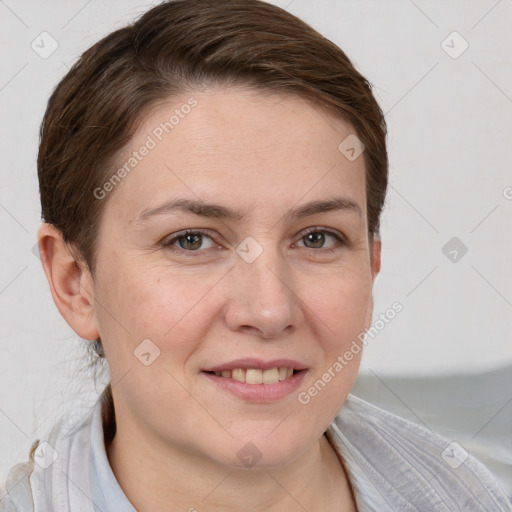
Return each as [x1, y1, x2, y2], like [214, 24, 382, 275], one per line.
[223, 247, 303, 340]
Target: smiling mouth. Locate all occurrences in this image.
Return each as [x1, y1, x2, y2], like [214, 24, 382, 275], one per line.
[204, 367, 299, 384]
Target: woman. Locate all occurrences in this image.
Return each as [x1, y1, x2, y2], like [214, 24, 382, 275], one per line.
[1, 0, 510, 510]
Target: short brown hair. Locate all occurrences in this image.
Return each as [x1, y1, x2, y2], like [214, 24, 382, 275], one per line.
[38, 0, 388, 277]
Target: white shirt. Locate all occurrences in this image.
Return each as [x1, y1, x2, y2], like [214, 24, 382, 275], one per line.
[1, 393, 511, 511]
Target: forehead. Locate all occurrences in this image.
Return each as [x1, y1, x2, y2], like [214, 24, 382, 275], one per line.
[102, 87, 367, 225]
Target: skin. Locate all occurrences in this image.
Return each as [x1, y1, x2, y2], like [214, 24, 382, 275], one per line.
[38, 86, 381, 511]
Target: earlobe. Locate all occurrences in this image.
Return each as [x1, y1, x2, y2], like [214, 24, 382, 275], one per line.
[37, 223, 100, 340]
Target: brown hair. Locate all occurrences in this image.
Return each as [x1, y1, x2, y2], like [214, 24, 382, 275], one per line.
[37, 0, 388, 428]
[38, 0, 388, 276]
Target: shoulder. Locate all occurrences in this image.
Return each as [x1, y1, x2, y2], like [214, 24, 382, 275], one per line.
[328, 394, 512, 511]
[0, 442, 37, 512]
[1, 395, 108, 512]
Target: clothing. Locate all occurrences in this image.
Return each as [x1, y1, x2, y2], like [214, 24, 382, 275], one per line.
[1, 393, 511, 511]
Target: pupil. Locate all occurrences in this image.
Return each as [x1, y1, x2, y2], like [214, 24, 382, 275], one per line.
[305, 232, 324, 248]
[180, 234, 202, 250]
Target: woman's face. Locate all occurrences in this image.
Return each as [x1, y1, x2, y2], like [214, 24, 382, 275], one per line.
[90, 87, 380, 468]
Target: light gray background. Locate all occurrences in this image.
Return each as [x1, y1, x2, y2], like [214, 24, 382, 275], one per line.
[1, 0, 511, 487]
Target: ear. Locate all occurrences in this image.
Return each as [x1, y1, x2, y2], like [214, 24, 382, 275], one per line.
[369, 236, 381, 283]
[37, 223, 99, 340]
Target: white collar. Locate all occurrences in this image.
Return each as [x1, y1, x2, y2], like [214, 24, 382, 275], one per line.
[328, 394, 512, 511]
[19, 393, 511, 511]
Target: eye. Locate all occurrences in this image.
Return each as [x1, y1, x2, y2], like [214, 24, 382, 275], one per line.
[295, 228, 346, 251]
[162, 227, 348, 256]
[163, 230, 216, 252]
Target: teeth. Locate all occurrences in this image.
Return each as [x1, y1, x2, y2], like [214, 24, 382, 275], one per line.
[262, 368, 280, 384]
[246, 369, 263, 384]
[212, 367, 296, 384]
[232, 368, 246, 382]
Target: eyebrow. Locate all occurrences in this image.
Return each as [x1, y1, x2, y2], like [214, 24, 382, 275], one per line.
[136, 196, 362, 224]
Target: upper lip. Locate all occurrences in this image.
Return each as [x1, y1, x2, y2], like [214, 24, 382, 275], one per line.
[202, 358, 308, 372]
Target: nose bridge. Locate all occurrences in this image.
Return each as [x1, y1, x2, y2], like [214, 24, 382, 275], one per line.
[225, 237, 301, 338]
[248, 252, 290, 309]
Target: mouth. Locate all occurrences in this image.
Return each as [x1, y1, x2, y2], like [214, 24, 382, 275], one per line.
[203, 367, 299, 384]
[201, 359, 308, 401]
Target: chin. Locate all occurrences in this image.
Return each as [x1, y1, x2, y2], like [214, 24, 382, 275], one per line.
[205, 427, 311, 471]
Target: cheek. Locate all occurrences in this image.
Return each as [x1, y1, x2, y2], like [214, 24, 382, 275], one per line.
[97, 264, 220, 366]
[306, 266, 373, 342]
[296, 275, 369, 429]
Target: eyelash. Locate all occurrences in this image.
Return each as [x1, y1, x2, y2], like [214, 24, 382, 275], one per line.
[162, 227, 349, 256]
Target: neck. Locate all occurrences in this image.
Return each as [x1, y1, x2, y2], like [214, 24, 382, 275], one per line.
[107, 419, 356, 512]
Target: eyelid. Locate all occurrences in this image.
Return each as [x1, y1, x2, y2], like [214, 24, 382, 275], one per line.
[299, 226, 348, 243]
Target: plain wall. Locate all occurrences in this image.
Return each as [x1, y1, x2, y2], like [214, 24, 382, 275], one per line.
[1, 0, 511, 482]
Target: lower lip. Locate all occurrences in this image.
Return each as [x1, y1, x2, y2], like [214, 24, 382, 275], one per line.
[201, 370, 307, 402]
